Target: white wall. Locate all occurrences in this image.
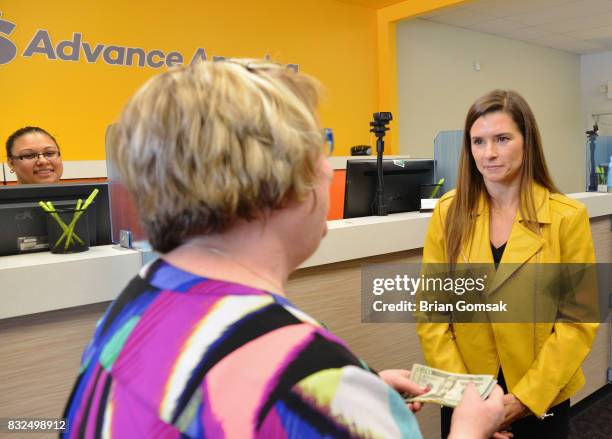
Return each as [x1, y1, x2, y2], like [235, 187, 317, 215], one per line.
[397, 19, 584, 193]
[581, 51, 612, 135]
[1, 161, 107, 182]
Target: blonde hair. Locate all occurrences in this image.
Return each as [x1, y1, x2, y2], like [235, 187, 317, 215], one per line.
[110, 59, 324, 252]
[445, 90, 560, 264]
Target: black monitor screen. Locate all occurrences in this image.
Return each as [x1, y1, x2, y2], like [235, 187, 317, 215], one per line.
[0, 182, 112, 256]
[343, 158, 434, 219]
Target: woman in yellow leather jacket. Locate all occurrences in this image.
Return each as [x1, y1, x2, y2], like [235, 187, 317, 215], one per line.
[418, 90, 598, 439]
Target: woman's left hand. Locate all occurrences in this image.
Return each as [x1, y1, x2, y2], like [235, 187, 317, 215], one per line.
[378, 369, 428, 413]
[500, 393, 529, 429]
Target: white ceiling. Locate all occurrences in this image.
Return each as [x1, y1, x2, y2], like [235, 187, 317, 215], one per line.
[419, 0, 612, 54]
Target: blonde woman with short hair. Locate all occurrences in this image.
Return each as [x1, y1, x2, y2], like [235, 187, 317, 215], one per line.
[62, 60, 504, 439]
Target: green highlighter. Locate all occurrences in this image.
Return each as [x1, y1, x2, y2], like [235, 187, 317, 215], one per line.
[596, 166, 605, 185]
[430, 178, 445, 198]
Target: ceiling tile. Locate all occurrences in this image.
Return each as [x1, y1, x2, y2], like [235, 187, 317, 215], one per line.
[499, 26, 553, 41]
[511, 0, 612, 26]
[418, 5, 466, 19]
[529, 33, 594, 52]
[560, 40, 607, 53]
[464, 0, 575, 18]
[416, 0, 612, 55]
[567, 25, 612, 39]
[469, 17, 526, 33]
[425, 9, 496, 27]
[463, 0, 532, 17]
[509, 10, 563, 27]
[537, 11, 612, 33]
[596, 36, 612, 45]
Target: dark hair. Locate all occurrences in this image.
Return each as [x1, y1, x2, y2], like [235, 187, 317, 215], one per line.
[6, 126, 60, 158]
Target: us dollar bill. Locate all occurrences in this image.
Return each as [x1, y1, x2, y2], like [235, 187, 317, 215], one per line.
[404, 363, 497, 408]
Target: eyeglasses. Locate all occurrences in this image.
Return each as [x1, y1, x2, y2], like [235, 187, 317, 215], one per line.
[11, 150, 60, 161]
[214, 57, 299, 74]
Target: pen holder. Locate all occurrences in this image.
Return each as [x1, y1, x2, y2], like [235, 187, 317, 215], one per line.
[420, 183, 443, 212]
[46, 208, 90, 254]
[595, 172, 607, 193]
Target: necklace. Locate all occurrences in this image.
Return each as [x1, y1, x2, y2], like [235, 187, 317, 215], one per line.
[187, 242, 285, 294]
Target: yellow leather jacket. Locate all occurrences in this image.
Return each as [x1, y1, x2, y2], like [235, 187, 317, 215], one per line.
[417, 184, 599, 417]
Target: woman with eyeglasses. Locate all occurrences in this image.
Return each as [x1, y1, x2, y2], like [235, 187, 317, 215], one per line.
[6, 126, 64, 184]
[61, 59, 505, 438]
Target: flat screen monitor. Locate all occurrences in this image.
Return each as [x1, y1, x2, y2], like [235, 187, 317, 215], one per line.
[0, 182, 112, 256]
[343, 158, 434, 219]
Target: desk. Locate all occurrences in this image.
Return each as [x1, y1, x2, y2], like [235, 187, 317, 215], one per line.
[0, 246, 141, 320]
[1, 192, 611, 438]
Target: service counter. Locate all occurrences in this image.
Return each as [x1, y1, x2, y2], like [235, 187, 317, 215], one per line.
[1, 192, 611, 438]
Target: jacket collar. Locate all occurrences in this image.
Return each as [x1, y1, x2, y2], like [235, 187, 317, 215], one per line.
[465, 183, 551, 294]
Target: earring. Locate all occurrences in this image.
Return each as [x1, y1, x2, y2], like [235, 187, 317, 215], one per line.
[9, 169, 14, 173]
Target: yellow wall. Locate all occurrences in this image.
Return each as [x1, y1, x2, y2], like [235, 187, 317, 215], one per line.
[1, 0, 378, 159]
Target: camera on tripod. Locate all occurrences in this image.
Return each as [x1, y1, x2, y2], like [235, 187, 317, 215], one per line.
[373, 112, 393, 123]
[370, 112, 393, 136]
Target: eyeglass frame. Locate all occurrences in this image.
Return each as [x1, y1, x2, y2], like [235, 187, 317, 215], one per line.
[9, 150, 61, 162]
[212, 56, 299, 73]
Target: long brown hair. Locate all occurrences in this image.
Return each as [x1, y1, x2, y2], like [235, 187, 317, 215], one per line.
[445, 90, 560, 264]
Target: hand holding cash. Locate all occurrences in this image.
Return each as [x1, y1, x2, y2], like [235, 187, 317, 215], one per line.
[404, 363, 497, 408]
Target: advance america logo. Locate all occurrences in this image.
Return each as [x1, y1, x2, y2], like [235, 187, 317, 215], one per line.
[0, 12, 17, 64]
[0, 11, 209, 69]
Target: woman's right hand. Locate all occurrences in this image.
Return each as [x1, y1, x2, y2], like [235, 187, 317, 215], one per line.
[448, 383, 509, 439]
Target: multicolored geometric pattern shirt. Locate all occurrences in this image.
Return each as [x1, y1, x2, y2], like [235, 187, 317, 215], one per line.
[62, 258, 422, 438]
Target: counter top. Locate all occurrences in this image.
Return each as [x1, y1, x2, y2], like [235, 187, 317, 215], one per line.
[567, 191, 612, 217]
[1, 245, 141, 319]
[0, 244, 140, 270]
[301, 210, 432, 268]
[301, 191, 612, 268]
[2, 192, 610, 319]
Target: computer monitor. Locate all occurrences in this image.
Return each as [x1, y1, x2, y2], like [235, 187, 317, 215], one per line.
[0, 182, 112, 256]
[343, 158, 434, 219]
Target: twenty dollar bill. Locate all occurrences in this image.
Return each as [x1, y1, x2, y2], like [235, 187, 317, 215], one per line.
[404, 363, 497, 408]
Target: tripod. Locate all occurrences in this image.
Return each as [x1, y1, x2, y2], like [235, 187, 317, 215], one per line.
[586, 124, 598, 192]
[369, 112, 393, 216]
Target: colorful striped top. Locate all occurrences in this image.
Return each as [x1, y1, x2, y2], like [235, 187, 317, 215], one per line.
[62, 258, 422, 438]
